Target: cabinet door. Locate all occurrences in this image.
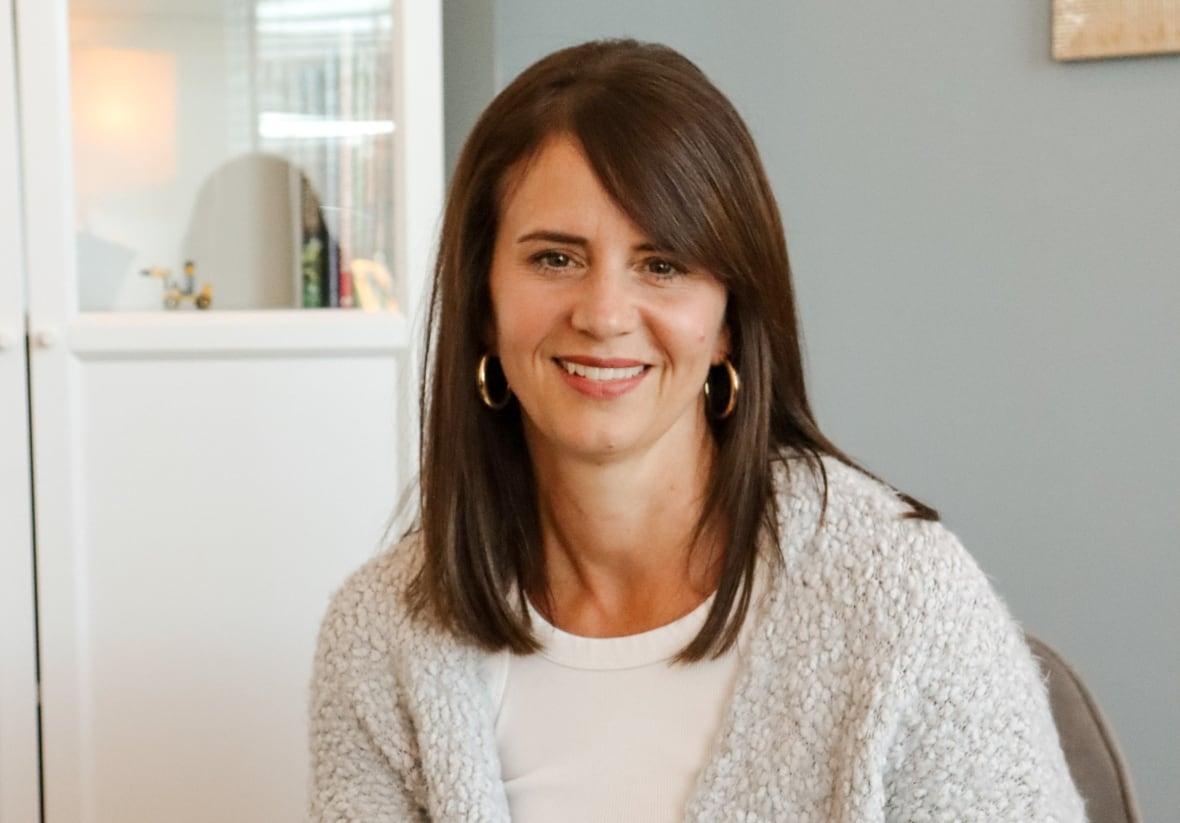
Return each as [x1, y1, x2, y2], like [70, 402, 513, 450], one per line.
[0, 2, 41, 821]
[16, 0, 442, 820]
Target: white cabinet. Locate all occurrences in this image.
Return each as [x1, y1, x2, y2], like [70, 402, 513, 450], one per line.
[0, 1, 441, 820]
[0, 8, 40, 822]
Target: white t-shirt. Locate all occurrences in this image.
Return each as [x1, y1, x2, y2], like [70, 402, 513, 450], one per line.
[481, 594, 747, 823]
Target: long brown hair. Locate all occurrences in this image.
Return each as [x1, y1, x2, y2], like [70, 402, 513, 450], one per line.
[409, 39, 935, 661]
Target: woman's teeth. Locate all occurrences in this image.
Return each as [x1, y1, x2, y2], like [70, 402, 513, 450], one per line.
[559, 360, 645, 381]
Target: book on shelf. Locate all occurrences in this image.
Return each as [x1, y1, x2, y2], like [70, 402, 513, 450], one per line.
[301, 233, 389, 311]
[301, 234, 323, 308]
[325, 234, 340, 308]
[350, 257, 398, 312]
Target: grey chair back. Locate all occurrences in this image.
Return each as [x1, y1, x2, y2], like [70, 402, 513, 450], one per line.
[1026, 634, 1141, 823]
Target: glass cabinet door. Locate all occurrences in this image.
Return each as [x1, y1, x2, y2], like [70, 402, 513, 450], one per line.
[70, 0, 401, 312]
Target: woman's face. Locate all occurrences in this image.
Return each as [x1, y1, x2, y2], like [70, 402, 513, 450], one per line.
[487, 134, 730, 467]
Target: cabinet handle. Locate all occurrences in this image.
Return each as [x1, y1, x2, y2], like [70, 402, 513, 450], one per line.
[33, 328, 59, 349]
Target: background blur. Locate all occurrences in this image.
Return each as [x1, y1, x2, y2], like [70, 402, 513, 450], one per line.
[443, 1, 1179, 819]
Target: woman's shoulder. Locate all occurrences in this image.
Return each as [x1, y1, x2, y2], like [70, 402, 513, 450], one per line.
[767, 452, 1022, 674]
[772, 451, 912, 520]
[762, 454, 1081, 819]
[772, 452, 923, 537]
[770, 451, 981, 592]
[325, 533, 419, 616]
[313, 533, 434, 670]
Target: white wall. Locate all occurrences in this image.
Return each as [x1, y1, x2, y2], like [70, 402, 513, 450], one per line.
[445, 2, 1180, 819]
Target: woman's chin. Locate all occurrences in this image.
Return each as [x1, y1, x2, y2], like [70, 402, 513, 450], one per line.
[536, 431, 630, 464]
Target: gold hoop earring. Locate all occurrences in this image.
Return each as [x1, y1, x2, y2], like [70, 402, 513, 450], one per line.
[704, 358, 740, 420]
[477, 353, 511, 410]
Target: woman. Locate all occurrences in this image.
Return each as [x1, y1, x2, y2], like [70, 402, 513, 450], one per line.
[310, 40, 1084, 822]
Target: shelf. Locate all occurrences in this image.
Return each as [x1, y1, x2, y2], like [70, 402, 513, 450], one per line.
[62, 309, 412, 359]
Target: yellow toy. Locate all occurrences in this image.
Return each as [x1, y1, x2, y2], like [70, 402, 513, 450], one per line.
[141, 260, 212, 310]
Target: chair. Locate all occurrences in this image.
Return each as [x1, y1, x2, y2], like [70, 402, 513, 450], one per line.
[1025, 634, 1142, 823]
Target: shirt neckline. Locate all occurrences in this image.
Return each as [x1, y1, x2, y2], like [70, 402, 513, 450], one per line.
[525, 593, 717, 671]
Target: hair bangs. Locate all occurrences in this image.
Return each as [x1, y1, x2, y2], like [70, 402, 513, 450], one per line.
[566, 94, 742, 286]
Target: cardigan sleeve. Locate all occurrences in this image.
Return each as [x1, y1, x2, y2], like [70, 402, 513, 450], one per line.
[308, 576, 427, 822]
[883, 521, 1087, 823]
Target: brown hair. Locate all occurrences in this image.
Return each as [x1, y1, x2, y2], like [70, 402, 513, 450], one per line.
[409, 39, 935, 660]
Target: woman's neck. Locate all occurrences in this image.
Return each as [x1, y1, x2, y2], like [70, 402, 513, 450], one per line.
[526, 426, 723, 637]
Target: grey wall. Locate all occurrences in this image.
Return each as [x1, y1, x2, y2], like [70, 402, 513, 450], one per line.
[442, 0, 496, 177]
[444, 2, 1180, 818]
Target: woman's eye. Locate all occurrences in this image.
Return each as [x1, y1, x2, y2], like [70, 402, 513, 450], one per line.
[645, 258, 685, 277]
[533, 251, 572, 269]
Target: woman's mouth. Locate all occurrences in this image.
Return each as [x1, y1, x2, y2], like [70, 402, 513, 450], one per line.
[554, 357, 649, 398]
[557, 359, 646, 381]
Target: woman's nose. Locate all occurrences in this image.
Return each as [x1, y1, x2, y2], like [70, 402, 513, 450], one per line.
[569, 267, 639, 339]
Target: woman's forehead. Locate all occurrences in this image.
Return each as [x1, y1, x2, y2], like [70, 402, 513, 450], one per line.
[495, 135, 638, 238]
[495, 131, 582, 211]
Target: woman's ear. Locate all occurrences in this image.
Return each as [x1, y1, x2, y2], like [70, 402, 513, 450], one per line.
[481, 322, 497, 355]
[713, 323, 732, 365]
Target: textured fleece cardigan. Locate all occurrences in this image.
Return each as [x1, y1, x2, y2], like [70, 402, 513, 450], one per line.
[309, 457, 1086, 822]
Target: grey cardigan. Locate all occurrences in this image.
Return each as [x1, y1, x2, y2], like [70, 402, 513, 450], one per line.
[309, 457, 1086, 822]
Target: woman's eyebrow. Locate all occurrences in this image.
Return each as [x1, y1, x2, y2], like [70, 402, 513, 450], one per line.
[516, 231, 671, 254]
[516, 230, 587, 246]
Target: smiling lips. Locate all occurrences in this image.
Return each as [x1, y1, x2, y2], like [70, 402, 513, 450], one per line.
[556, 357, 649, 398]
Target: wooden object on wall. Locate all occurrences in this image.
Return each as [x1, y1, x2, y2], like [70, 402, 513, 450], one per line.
[1053, 0, 1180, 60]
